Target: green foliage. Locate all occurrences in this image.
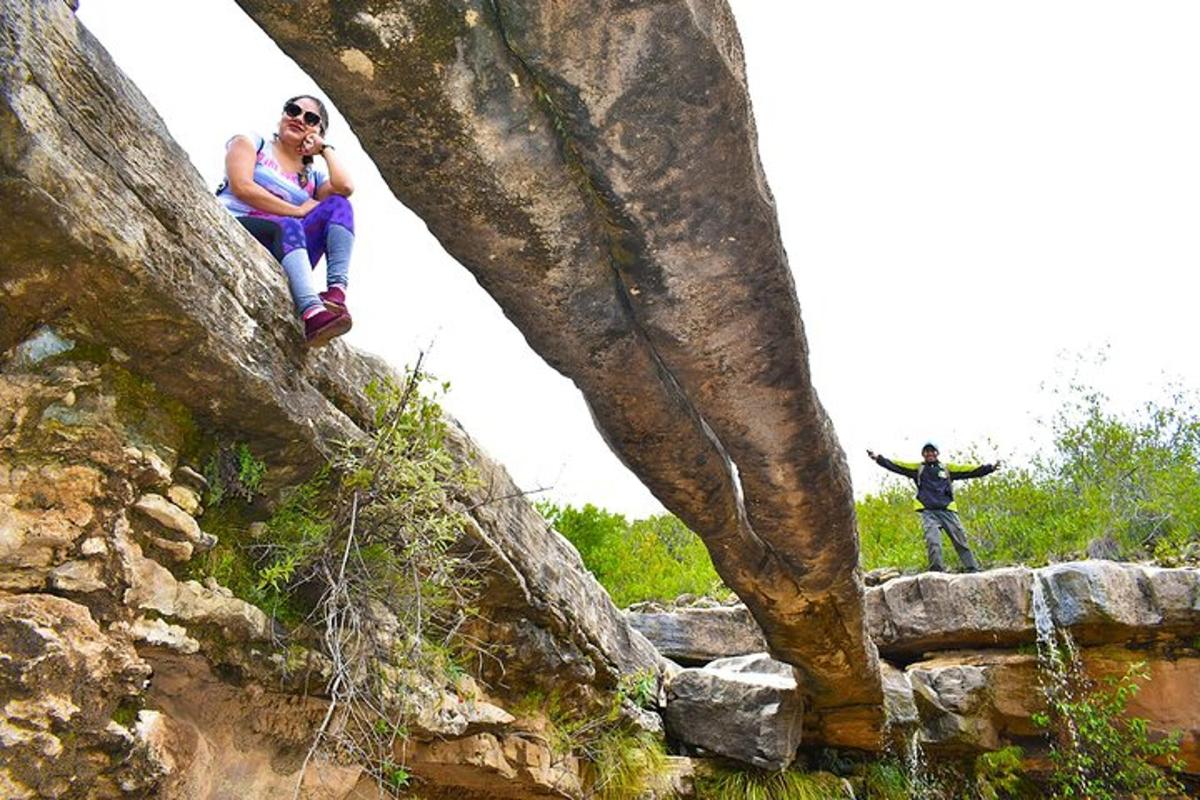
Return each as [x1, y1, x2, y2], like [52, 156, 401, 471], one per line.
[202, 441, 268, 506]
[1034, 660, 1186, 799]
[860, 373, 1200, 572]
[539, 502, 728, 607]
[858, 760, 909, 799]
[617, 669, 659, 710]
[193, 365, 479, 799]
[382, 761, 410, 791]
[973, 747, 1035, 800]
[513, 689, 669, 799]
[694, 765, 848, 800]
[588, 727, 669, 800]
[187, 475, 327, 627]
[235, 443, 267, 496]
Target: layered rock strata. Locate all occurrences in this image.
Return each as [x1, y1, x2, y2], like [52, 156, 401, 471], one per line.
[867, 562, 1200, 658]
[633, 562, 1200, 772]
[232, 0, 881, 721]
[631, 562, 1200, 664]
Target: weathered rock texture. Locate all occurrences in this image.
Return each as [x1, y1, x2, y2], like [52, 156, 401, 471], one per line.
[866, 562, 1200, 658]
[630, 561, 1200, 664]
[899, 647, 1200, 772]
[1, 1, 667, 794]
[232, 0, 882, 720]
[627, 605, 768, 666]
[634, 563, 1200, 773]
[664, 654, 806, 771]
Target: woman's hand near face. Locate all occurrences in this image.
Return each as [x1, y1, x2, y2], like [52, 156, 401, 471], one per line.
[227, 135, 310, 217]
[299, 133, 325, 157]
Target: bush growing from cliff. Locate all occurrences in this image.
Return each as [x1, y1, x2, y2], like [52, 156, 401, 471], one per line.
[195, 365, 480, 797]
[1032, 660, 1186, 799]
[513, 687, 669, 800]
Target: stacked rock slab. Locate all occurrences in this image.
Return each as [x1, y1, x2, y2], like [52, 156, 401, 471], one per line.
[1, 1, 664, 795]
[631, 562, 1200, 771]
[233, 0, 883, 726]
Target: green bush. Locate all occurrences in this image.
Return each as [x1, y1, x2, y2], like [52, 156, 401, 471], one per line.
[512, 689, 669, 799]
[1033, 660, 1186, 799]
[539, 502, 728, 607]
[693, 765, 848, 800]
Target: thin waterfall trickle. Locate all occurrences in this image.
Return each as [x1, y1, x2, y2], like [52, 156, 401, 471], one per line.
[1031, 572, 1085, 784]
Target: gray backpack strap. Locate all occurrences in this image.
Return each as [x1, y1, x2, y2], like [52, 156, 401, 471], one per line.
[215, 134, 265, 196]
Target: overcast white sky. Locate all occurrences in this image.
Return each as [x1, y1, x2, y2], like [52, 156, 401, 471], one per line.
[79, 2, 1200, 517]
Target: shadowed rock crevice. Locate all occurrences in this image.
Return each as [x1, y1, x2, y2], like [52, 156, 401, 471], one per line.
[233, 0, 882, 724]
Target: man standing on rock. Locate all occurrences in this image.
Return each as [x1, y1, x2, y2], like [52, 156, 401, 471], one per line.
[866, 443, 1000, 573]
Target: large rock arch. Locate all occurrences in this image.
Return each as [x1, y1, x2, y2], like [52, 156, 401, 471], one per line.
[235, 0, 882, 731]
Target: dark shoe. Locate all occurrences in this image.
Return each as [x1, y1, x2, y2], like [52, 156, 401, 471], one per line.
[320, 286, 347, 313]
[304, 308, 352, 348]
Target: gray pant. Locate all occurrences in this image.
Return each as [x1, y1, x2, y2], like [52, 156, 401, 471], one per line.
[920, 509, 980, 572]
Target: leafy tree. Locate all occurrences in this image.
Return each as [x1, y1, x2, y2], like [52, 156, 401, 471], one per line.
[539, 502, 727, 607]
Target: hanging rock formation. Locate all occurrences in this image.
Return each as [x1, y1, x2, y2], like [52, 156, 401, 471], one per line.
[232, 0, 882, 725]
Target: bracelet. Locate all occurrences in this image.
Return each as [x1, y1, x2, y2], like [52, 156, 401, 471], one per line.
[320, 143, 335, 154]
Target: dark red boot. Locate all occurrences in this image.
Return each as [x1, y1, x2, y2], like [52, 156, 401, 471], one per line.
[320, 286, 347, 313]
[304, 308, 352, 348]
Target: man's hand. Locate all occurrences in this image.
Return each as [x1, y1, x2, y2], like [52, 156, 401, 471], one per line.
[993, 460, 1004, 471]
[866, 449, 878, 461]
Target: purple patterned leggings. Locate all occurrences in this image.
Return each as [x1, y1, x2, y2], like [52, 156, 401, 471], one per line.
[237, 196, 355, 313]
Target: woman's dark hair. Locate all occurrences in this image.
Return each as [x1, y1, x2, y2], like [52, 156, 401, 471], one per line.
[284, 94, 329, 135]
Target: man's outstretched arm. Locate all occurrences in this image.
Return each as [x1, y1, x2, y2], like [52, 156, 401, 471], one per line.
[866, 450, 919, 479]
[947, 460, 1002, 480]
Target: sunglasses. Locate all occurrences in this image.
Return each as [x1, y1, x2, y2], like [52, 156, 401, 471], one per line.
[283, 102, 322, 128]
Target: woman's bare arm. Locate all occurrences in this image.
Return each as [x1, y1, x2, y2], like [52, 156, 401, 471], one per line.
[226, 136, 316, 217]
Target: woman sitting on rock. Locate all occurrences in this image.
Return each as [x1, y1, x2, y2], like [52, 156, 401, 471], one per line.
[217, 94, 355, 347]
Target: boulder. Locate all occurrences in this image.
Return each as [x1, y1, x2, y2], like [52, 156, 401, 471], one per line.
[626, 605, 768, 665]
[406, 733, 582, 799]
[664, 653, 805, 771]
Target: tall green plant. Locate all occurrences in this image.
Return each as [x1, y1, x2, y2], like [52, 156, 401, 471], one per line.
[1032, 660, 1186, 799]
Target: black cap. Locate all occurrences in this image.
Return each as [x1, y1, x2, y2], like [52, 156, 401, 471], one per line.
[921, 442, 939, 453]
